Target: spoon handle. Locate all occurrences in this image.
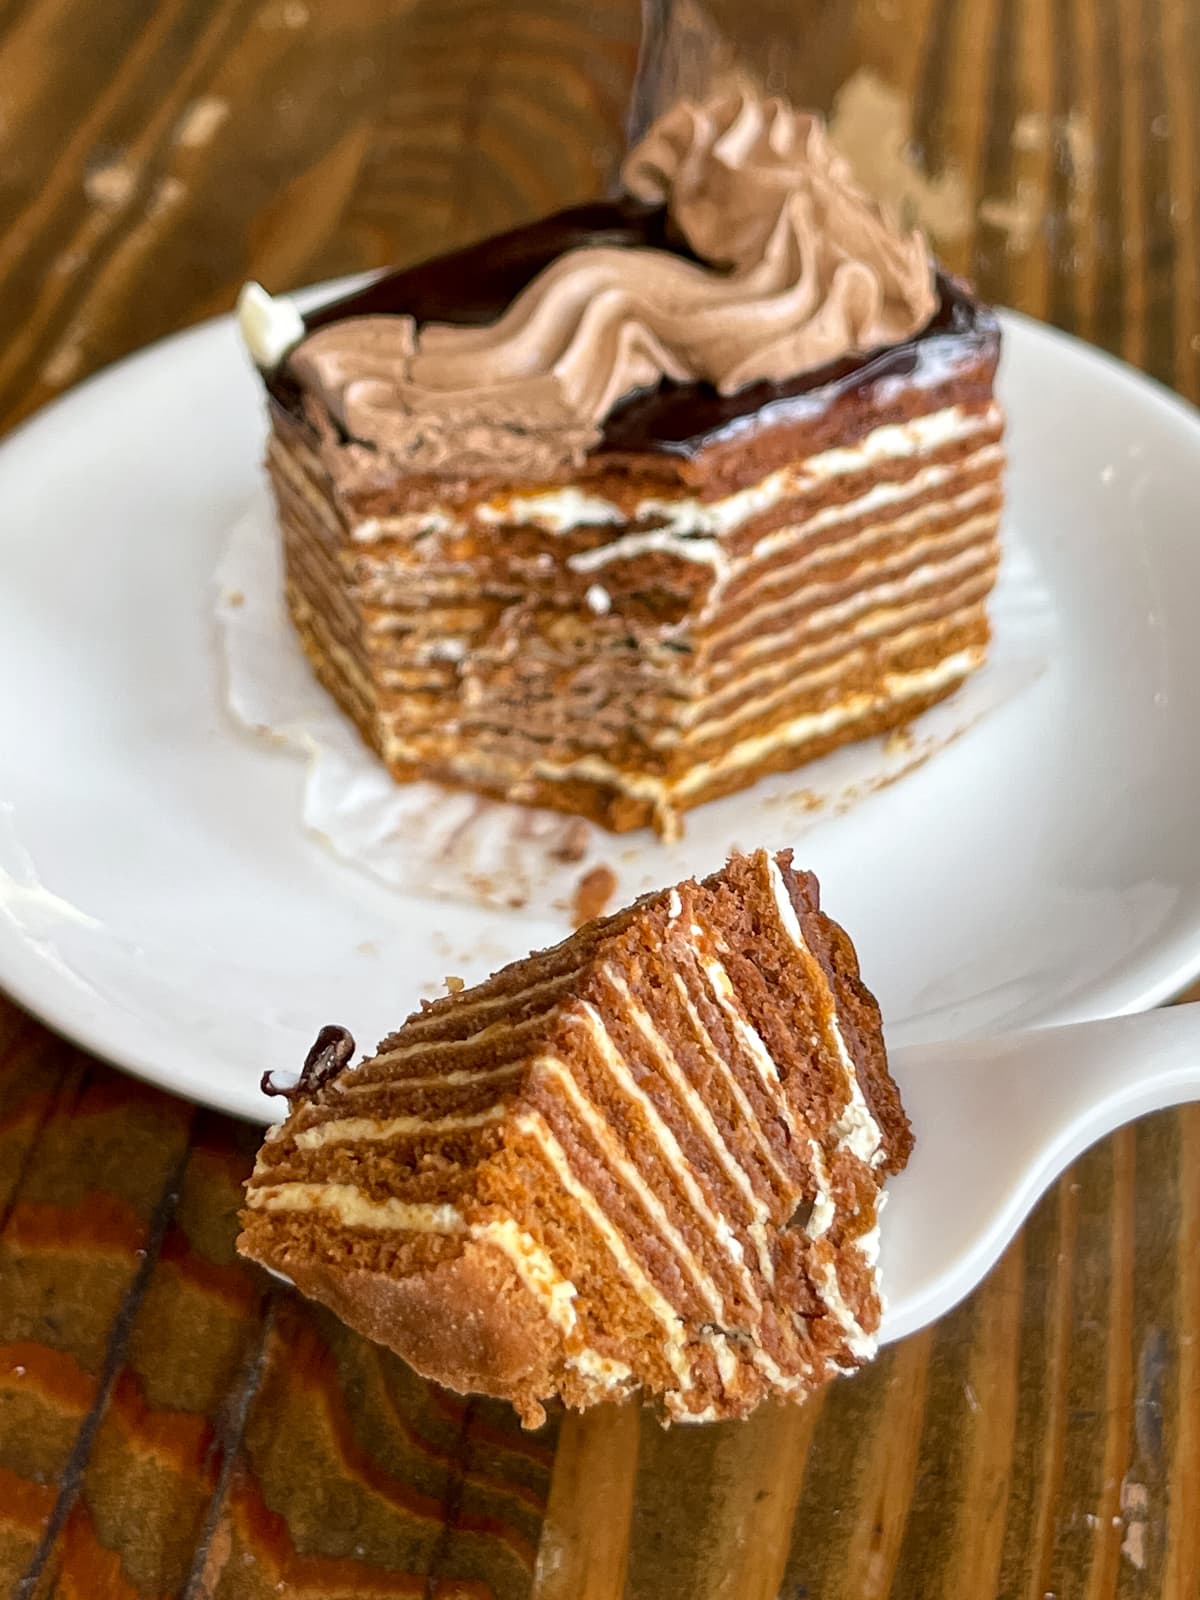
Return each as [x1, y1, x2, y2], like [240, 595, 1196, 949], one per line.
[880, 1004, 1200, 1343]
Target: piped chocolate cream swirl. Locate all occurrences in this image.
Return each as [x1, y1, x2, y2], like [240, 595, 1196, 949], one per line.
[269, 94, 936, 480]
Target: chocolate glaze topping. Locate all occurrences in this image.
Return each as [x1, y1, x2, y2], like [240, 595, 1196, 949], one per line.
[271, 200, 999, 462]
[261, 1024, 356, 1103]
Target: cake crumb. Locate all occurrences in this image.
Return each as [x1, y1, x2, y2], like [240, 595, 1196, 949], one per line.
[173, 95, 230, 149]
[550, 818, 590, 864]
[226, 590, 245, 609]
[41, 343, 84, 387]
[884, 724, 913, 756]
[445, 974, 465, 993]
[84, 152, 137, 210]
[356, 941, 379, 957]
[573, 864, 618, 926]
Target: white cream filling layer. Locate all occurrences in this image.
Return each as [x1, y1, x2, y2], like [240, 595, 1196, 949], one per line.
[471, 405, 999, 541]
[513, 1109, 695, 1389]
[813, 1257, 877, 1360]
[477, 485, 625, 535]
[590, 979, 783, 1303]
[372, 966, 584, 1058]
[335, 1060, 526, 1099]
[354, 510, 456, 544]
[741, 443, 1002, 571]
[482, 1215, 579, 1338]
[533, 1049, 726, 1315]
[567, 1347, 634, 1385]
[246, 1177, 633, 1393]
[536, 1021, 807, 1401]
[568, 445, 1002, 590]
[707, 497, 1000, 667]
[763, 854, 885, 1357]
[563, 1011, 752, 1312]
[603, 966, 776, 1281]
[294, 1106, 507, 1149]
[372, 638, 981, 842]
[568, 527, 727, 575]
[577, 998, 754, 1282]
[699, 957, 790, 1104]
[248, 1182, 463, 1233]
[730, 522, 996, 652]
[524, 645, 982, 810]
[670, 971, 794, 1193]
[347, 460, 1000, 637]
[667, 576, 995, 749]
[764, 855, 884, 1173]
[369, 570, 989, 714]
[805, 1139, 837, 1241]
[336, 407, 1001, 590]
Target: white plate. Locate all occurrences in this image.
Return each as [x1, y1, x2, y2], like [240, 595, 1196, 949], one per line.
[2, 308, 1200, 1121]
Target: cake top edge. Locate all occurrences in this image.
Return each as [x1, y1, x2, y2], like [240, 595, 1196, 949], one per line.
[240, 94, 989, 480]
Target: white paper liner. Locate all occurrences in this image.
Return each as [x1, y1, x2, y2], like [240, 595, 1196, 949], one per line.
[215, 486, 1056, 914]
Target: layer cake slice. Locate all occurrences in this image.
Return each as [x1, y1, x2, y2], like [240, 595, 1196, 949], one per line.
[239, 849, 912, 1426]
[241, 94, 1004, 839]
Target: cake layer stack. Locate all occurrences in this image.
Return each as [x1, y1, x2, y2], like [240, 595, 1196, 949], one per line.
[246, 95, 1006, 837]
[266, 266, 1002, 839]
[240, 849, 913, 1425]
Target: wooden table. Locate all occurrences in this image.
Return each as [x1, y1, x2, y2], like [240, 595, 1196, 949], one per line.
[2, 1, 1199, 1594]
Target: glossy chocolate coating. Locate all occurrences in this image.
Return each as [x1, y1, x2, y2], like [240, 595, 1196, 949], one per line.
[273, 199, 999, 461]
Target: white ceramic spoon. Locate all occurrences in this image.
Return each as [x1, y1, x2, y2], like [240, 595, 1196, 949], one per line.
[879, 1004, 1200, 1343]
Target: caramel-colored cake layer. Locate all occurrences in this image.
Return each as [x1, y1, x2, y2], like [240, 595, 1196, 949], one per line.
[240, 849, 912, 1426]
[266, 376, 1004, 836]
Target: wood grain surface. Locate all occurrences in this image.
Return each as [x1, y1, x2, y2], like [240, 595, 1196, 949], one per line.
[2, 0, 1200, 1594]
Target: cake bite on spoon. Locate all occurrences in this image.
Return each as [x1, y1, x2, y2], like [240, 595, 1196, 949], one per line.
[240, 849, 911, 1427]
[239, 849, 1200, 1428]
